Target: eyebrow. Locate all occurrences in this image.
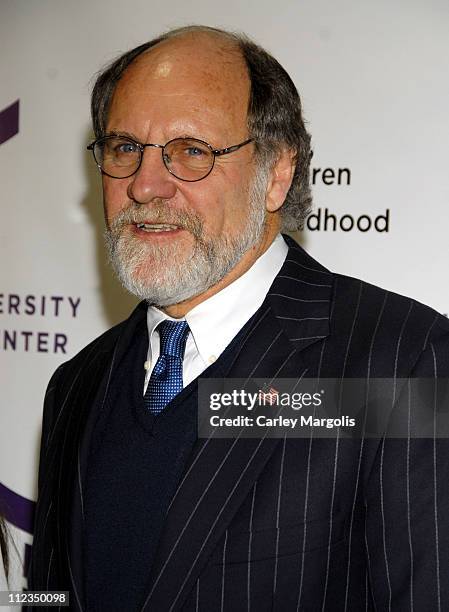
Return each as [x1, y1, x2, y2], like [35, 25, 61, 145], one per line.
[103, 129, 216, 146]
[104, 130, 142, 141]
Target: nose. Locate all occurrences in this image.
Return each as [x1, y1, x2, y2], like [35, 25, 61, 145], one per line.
[127, 146, 177, 204]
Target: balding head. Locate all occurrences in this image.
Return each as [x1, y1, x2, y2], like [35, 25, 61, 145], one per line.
[107, 30, 250, 151]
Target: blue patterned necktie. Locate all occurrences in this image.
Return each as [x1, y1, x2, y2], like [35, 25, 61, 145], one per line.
[144, 320, 190, 415]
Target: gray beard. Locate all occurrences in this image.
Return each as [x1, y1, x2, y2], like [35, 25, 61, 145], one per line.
[104, 169, 269, 307]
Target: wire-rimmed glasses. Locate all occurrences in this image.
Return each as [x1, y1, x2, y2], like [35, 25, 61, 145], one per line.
[87, 135, 254, 182]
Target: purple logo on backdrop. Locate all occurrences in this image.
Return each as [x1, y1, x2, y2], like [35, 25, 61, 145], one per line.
[0, 100, 19, 145]
[0, 482, 35, 534]
[0, 482, 35, 578]
[0, 102, 30, 531]
[0, 100, 31, 576]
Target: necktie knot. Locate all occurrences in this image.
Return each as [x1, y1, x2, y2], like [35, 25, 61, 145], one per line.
[158, 320, 190, 358]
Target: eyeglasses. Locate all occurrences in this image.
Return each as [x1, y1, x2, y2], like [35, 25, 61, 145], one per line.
[87, 135, 254, 182]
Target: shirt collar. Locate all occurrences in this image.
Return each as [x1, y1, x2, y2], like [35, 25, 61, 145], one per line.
[146, 234, 288, 363]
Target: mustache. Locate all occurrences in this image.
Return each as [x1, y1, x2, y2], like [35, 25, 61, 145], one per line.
[108, 202, 204, 238]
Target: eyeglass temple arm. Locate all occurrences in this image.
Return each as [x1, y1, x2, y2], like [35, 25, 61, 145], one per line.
[212, 138, 253, 157]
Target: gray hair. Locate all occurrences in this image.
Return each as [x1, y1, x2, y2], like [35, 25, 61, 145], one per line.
[91, 25, 312, 230]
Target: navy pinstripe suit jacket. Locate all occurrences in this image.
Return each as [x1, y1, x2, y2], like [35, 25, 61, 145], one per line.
[29, 236, 449, 611]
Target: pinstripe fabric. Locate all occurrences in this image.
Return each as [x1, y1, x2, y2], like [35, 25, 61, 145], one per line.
[29, 236, 449, 611]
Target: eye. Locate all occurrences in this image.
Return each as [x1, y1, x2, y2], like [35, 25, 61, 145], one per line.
[185, 146, 205, 157]
[115, 140, 139, 154]
[165, 138, 211, 168]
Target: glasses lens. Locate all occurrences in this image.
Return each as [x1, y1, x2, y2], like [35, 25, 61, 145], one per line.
[94, 137, 141, 178]
[163, 138, 213, 181]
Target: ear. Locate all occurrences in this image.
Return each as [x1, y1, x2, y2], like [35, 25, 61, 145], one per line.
[265, 148, 296, 213]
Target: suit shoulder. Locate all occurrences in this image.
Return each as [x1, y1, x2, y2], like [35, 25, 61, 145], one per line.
[49, 301, 147, 382]
[331, 271, 449, 353]
[61, 319, 124, 369]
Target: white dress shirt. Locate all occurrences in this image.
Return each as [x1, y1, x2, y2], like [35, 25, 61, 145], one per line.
[144, 234, 288, 393]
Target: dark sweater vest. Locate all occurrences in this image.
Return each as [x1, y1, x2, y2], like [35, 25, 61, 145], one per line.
[84, 315, 252, 611]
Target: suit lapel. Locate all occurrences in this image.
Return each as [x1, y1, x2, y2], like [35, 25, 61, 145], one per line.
[142, 237, 334, 610]
[267, 235, 332, 352]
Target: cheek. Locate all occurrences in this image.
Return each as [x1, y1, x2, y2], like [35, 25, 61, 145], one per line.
[180, 185, 224, 233]
[191, 170, 252, 234]
[219, 179, 253, 232]
[102, 177, 129, 217]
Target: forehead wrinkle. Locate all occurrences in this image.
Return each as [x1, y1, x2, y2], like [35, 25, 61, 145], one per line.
[114, 68, 243, 117]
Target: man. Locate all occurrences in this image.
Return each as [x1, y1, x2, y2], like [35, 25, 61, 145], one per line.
[29, 26, 449, 611]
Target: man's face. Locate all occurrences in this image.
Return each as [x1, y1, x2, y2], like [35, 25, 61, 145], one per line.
[102, 34, 270, 307]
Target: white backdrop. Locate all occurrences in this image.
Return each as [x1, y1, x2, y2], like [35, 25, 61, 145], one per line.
[1, 0, 448, 592]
